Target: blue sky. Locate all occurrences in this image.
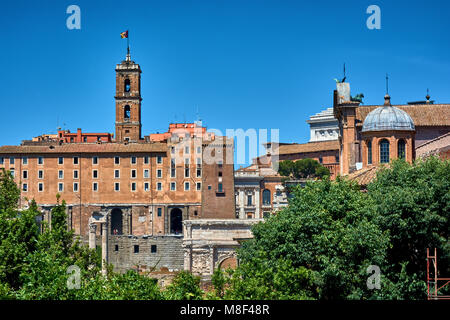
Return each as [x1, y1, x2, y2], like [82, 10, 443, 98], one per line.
[1, 0, 449, 165]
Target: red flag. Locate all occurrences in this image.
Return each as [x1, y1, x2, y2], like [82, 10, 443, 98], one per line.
[120, 30, 128, 39]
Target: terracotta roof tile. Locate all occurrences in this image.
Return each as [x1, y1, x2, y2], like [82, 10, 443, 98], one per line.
[0, 142, 167, 154]
[345, 164, 389, 186]
[356, 104, 450, 127]
[277, 140, 340, 155]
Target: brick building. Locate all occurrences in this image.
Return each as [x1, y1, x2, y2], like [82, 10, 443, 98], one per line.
[0, 52, 235, 274]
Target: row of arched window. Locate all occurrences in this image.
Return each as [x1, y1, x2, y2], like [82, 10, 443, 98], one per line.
[367, 139, 406, 164]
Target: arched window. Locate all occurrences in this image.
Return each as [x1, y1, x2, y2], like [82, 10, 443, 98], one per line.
[367, 140, 372, 165]
[124, 79, 131, 92]
[379, 139, 390, 163]
[124, 105, 131, 119]
[262, 189, 271, 205]
[111, 208, 123, 235]
[398, 139, 406, 159]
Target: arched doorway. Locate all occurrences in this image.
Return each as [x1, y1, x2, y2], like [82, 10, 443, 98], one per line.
[170, 208, 183, 234]
[219, 257, 237, 270]
[111, 208, 123, 235]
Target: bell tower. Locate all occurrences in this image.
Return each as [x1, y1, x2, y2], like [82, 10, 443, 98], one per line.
[115, 51, 142, 142]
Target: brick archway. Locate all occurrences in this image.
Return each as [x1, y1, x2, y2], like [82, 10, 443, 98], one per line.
[218, 257, 237, 270]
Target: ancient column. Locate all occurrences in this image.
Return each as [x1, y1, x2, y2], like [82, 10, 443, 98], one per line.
[88, 222, 97, 250]
[239, 189, 245, 219]
[101, 221, 108, 276]
[255, 189, 261, 219]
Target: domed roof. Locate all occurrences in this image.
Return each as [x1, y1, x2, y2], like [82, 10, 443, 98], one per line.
[362, 104, 415, 132]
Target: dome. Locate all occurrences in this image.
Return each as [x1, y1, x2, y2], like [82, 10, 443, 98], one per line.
[362, 105, 415, 132]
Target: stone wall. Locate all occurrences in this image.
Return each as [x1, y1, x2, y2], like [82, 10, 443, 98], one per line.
[108, 235, 184, 273]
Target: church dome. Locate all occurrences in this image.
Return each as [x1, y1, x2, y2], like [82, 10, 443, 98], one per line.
[362, 104, 415, 132]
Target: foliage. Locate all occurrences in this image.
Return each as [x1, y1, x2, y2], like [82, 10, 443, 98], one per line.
[367, 157, 450, 299]
[163, 271, 204, 300]
[278, 159, 330, 180]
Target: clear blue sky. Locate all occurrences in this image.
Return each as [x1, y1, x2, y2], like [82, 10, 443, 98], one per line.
[1, 0, 449, 164]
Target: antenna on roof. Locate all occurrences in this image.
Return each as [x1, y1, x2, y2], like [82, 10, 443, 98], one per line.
[386, 73, 389, 94]
[342, 63, 346, 83]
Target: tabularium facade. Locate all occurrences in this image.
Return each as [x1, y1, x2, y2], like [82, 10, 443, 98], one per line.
[0, 51, 245, 277]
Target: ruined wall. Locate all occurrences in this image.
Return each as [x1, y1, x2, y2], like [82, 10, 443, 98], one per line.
[108, 235, 184, 273]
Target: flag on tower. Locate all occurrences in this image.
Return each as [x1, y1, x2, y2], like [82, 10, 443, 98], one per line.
[120, 30, 128, 39]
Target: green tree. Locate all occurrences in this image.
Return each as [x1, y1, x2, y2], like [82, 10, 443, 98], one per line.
[367, 157, 450, 299]
[278, 159, 330, 179]
[228, 178, 390, 299]
[163, 271, 204, 300]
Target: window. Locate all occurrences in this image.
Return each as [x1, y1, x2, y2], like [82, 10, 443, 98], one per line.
[144, 156, 149, 164]
[185, 146, 190, 154]
[83, 137, 87, 142]
[92, 170, 98, 179]
[124, 79, 131, 92]
[319, 157, 323, 164]
[58, 157, 64, 165]
[218, 183, 223, 193]
[58, 183, 64, 192]
[134, 245, 139, 253]
[196, 146, 201, 154]
[73, 170, 79, 179]
[131, 182, 136, 191]
[247, 213, 253, 219]
[151, 245, 157, 253]
[73, 182, 79, 192]
[38, 157, 44, 165]
[263, 189, 271, 205]
[184, 182, 190, 191]
[131, 156, 136, 164]
[58, 170, 64, 179]
[218, 171, 222, 177]
[22, 183, 28, 192]
[196, 182, 201, 191]
[93, 182, 98, 192]
[23, 170, 28, 179]
[157, 207, 162, 217]
[114, 182, 120, 191]
[335, 153, 339, 163]
[143, 169, 149, 178]
[22, 157, 28, 165]
[380, 139, 390, 164]
[171, 159, 176, 178]
[10, 170, 14, 178]
[247, 195, 252, 206]
[157, 156, 162, 164]
[38, 170, 43, 179]
[38, 183, 44, 192]
[114, 245, 119, 252]
[144, 182, 149, 191]
[185, 167, 190, 178]
[171, 146, 175, 154]
[170, 182, 176, 191]
[124, 105, 131, 119]
[218, 160, 223, 168]
[157, 182, 162, 191]
[114, 169, 120, 178]
[263, 212, 271, 219]
[398, 140, 406, 159]
[131, 169, 137, 179]
[367, 140, 372, 165]
[9, 157, 15, 165]
[114, 156, 120, 165]
[92, 156, 98, 165]
[157, 169, 162, 178]
[73, 157, 79, 165]
[196, 168, 202, 178]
